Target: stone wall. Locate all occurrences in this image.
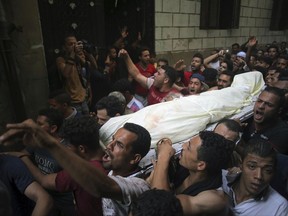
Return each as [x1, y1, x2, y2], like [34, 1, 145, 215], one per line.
[155, 0, 288, 63]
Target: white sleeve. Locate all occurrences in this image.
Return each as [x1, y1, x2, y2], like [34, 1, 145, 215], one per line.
[110, 175, 150, 205]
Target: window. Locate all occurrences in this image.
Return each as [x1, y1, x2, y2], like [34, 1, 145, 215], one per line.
[270, 0, 288, 30]
[200, 0, 240, 29]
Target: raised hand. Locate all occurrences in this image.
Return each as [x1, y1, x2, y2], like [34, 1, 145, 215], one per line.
[0, 119, 58, 149]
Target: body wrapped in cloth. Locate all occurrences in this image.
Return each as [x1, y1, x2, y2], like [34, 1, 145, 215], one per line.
[100, 72, 265, 149]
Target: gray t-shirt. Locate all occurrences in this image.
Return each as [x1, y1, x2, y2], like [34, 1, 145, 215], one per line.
[102, 174, 150, 216]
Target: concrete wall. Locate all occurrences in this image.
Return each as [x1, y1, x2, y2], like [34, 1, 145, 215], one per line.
[0, 0, 48, 133]
[155, 0, 288, 64]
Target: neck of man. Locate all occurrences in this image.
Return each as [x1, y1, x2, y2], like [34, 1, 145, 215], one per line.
[112, 165, 139, 177]
[254, 118, 278, 132]
[233, 179, 262, 204]
[158, 84, 172, 93]
[176, 171, 208, 194]
[84, 148, 105, 161]
[139, 61, 148, 70]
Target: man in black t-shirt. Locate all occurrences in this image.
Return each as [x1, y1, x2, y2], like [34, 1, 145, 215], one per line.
[242, 86, 288, 155]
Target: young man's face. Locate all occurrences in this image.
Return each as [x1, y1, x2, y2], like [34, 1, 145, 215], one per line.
[153, 67, 167, 88]
[253, 91, 281, 124]
[268, 48, 278, 59]
[240, 153, 274, 197]
[96, 109, 111, 126]
[218, 62, 228, 73]
[276, 58, 288, 69]
[188, 78, 202, 94]
[179, 135, 202, 170]
[64, 36, 77, 53]
[191, 57, 202, 71]
[102, 128, 138, 174]
[217, 74, 232, 89]
[36, 115, 53, 134]
[139, 50, 151, 65]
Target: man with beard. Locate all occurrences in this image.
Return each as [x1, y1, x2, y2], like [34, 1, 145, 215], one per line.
[209, 70, 234, 90]
[242, 86, 288, 155]
[132, 47, 156, 106]
[0, 121, 151, 216]
[119, 49, 179, 105]
[222, 139, 288, 215]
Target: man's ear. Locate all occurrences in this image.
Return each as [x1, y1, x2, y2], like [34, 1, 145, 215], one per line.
[197, 161, 206, 171]
[130, 154, 142, 165]
[78, 145, 86, 153]
[164, 77, 169, 84]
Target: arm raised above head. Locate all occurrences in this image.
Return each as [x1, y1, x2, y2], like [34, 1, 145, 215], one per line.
[0, 120, 123, 200]
[118, 49, 148, 88]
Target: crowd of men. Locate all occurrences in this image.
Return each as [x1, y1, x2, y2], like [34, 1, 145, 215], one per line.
[0, 33, 288, 216]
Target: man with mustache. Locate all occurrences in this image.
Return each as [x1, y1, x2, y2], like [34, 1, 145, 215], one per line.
[0, 119, 151, 216]
[222, 139, 288, 215]
[242, 86, 288, 155]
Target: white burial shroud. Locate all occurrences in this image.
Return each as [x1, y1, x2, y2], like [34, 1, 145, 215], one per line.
[100, 71, 265, 148]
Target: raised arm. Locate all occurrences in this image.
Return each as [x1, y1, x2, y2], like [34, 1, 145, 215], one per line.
[24, 181, 54, 216]
[0, 120, 123, 200]
[204, 50, 224, 68]
[118, 49, 148, 88]
[150, 138, 175, 190]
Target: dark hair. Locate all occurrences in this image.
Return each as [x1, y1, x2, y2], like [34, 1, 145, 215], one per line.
[162, 65, 178, 87]
[38, 108, 64, 132]
[157, 58, 169, 65]
[131, 189, 183, 216]
[49, 89, 72, 106]
[220, 70, 234, 83]
[202, 68, 218, 86]
[192, 53, 204, 64]
[268, 44, 279, 53]
[278, 54, 288, 61]
[262, 86, 285, 109]
[197, 131, 235, 176]
[63, 32, 77, 44]
[253, 66, 268, 77]
[232, 43, 240, 48]
[60, 116, 100, 150]
[137, 46, 150, 57]
[123, 123, 151, 159]
[222, 59, 234, 71]
[96, 95, 124, 116]
[112, 78, 135, 95]
[242, 139, 277, 168]
[216, 119, 242, 134]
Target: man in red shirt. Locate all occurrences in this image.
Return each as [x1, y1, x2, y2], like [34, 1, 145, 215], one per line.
[15, 116, 107, 216]
[175, 53, 204, 87]
[132, 47, 156, 106]
[120, 49, 179, 106]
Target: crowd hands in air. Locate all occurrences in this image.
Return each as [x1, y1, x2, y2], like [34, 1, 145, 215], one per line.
[0, 28, 288, 215]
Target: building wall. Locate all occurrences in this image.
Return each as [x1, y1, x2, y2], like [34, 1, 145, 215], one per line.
[0, 0, 48, 133]
[155, 0, 288, 63]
